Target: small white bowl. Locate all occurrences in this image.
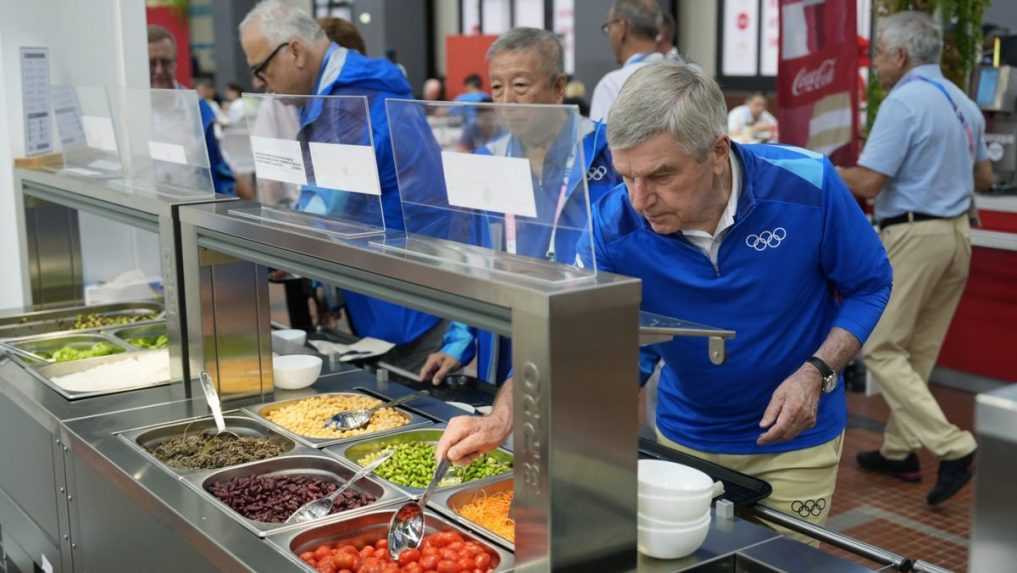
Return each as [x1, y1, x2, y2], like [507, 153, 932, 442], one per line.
[638, 512, 711, 560]
[273, 354, 322, 390]
[638, 460, 714, 497]
[271, 329, 306, 355]
[639, 489, 714, 523]
[638, 508, 709, 529]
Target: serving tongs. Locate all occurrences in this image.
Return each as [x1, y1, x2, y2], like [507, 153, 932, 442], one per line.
[198, 371, 240, 438]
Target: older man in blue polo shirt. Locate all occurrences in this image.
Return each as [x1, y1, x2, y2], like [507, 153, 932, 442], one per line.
[838, 11, 993, 506]
[437, 62, 893, 529]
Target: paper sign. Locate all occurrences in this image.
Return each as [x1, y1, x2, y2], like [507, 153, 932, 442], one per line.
[251, 136, 307, 185]
[441, 151, 536, 217]
[51, 86, 87, 147]
[308, 142, 381, 196]
[20, 47, 52, 156]
[148, 141, 188, 165]
[81, 115, 118, 153]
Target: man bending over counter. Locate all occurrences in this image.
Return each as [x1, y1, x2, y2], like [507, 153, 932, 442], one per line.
[435, 62, 893, 530]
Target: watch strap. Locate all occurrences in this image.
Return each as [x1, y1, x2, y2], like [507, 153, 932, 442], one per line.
[806, 356, 835, 380]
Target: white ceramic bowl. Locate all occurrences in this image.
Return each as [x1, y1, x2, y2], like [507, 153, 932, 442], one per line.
[638, 460, 714, 497]
[638, 508, 709, 529]
[271, 329, 307, 355]
[273, 354, 322, 390]
[637, 512, 711, 560]
[639, 489, 714, 523]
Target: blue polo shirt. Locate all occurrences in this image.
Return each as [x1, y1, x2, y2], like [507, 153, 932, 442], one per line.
[580, 143, 892, 454]
[859, 65, 989, 220]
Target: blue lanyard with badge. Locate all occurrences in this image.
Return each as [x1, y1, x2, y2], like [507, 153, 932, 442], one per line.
[900, 75, 975, 158]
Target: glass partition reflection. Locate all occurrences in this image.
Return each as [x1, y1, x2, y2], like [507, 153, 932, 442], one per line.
[107, 87, 215, 198]
[232, 93, 385, 238]
[49, 85, 124, 179]
[385, 99, 597, 284]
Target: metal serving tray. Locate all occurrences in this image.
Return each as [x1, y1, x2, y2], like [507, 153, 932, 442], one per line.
[326, 426, 514, 496]
[186, 454, 406, 538]
[109, 322, 168, 350]
[119, 413, 304, 477]
[267, 507, 515, 572]
[0, 301, 163, 338]
[430, 477, 514, 551]
[244, 391, 433, 449]
[17, 348, 176, 400]
[6, 331, 132, 363]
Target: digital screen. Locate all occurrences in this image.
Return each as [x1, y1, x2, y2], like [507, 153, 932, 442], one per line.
[977, 68, 1000, 108]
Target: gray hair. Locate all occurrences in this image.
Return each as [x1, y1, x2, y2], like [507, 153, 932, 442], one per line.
[612, 0, 660, 41]
[486, 27, 564, 80]
[607, 62, 727, 159]
[240, 0, 326, 45]
[878, 11, 942, 66]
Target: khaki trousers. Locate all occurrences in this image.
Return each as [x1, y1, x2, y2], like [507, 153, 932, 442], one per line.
[656, 430, 843, 545]
[863, 215, 977, 461]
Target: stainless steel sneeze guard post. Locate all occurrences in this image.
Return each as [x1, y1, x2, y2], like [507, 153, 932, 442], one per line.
[178, 201, 643, 571]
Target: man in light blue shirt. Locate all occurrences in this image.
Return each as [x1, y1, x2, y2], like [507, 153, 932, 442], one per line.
[838, 11, 993, 507]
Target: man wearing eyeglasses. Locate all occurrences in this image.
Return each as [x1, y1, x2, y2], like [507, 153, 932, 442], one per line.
[148, 25, 236, 196]
[239, 0, 447, 371]
[590, 0, 666, 122]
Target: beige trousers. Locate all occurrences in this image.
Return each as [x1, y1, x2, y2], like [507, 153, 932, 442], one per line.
[863, 216, 977, 462]
[656, 430, 844, 545]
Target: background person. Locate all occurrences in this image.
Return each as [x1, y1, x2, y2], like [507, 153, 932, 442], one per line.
[590, 0, 664, 121]
[837, 11, 993, 506]
[728, 92, 778, 143]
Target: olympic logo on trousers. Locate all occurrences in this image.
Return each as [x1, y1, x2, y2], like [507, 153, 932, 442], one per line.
[587, 164, 608, 181]
[745, 227, 787, 251]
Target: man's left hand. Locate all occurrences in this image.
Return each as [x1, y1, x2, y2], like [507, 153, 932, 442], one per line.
[757, 364, 822, 445]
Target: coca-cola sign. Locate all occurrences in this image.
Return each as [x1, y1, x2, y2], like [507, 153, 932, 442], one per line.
[791, 58, 837, 96]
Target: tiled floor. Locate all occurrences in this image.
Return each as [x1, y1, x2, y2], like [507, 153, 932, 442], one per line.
[821, 386, 976, 572]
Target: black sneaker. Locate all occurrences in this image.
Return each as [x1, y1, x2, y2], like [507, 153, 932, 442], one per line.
[856, 450, 922, 482]
[927, 450, 975, 506]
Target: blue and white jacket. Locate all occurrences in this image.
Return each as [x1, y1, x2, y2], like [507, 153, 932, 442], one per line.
[440, 116, 621, 383]
[295, 43, 441, 344]
[580, 143, 892, 454]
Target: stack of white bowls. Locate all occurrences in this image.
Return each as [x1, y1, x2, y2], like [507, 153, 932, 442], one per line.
[638, 460, 720, 559]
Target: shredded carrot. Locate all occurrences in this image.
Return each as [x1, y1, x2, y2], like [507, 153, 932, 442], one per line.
[456, 490, 515, 542]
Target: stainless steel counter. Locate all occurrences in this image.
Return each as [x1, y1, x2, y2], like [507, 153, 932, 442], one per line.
[0, 353, 881, 572]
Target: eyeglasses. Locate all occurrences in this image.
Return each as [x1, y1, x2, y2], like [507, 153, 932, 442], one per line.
[250, 42, 290, 82]
[600, 18, 621, 35]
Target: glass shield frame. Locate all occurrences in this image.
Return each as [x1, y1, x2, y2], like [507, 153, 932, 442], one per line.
[49, 85, 125, 179]
[384, 99, 598, 285]
[106, 87, 216, 199]
[232, 93, 385, 239]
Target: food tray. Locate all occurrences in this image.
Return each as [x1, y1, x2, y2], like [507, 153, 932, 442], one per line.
[430, 477, 515, 551]
[24, 349, 176, 400]
[639, 437, 772, 507]
[118, 413, 305, 477]
[183, 454, 406, 538]
[326, 426, 514, 496]
[0, 301, 163, 338]
[243, 391, 433, 449]
[109, 322, 168, 350]
[5, 331, 133, 363]
[266, 507, 515, 572]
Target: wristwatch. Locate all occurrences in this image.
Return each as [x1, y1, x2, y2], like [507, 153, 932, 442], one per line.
[805, 356, 838, 393]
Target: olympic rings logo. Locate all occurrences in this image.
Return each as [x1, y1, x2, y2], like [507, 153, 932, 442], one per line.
[587, 164, 608, 181]
[745, 227, 787, 251]
[790, 498, 827, 518]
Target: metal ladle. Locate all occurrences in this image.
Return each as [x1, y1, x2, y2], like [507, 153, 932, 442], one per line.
[387, 456, 451, 560]
[198, 371, 240, 438]
[285, 450, 394, 524]
[325, 392, 423, 431]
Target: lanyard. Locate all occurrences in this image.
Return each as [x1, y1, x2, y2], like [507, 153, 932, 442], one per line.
[504, 148, 578, 259]
[901, 75, 975, 158]
[626, 52, 652, 66]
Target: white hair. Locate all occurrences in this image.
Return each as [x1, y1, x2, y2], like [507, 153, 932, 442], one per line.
[879, 11, 942, 66]
[607, 62, 727, 160]
[239, 0, 325, 44]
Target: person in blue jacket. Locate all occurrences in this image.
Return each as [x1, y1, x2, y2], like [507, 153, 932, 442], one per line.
[417, 28, 622, 385]
[147, 25, 236, 196]
[436, 62, 893, 530]
[239, 0, 445, 370]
